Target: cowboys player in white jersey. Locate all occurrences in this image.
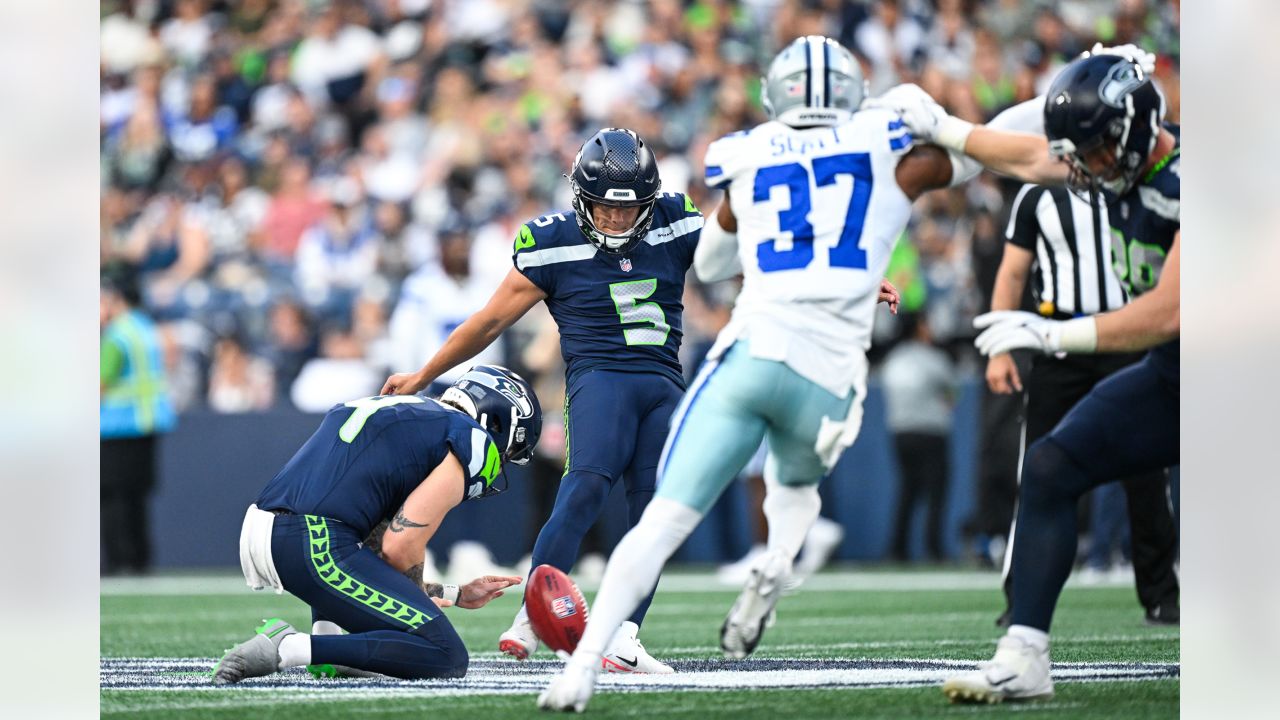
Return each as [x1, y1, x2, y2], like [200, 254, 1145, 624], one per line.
[539, 35, 968, 712]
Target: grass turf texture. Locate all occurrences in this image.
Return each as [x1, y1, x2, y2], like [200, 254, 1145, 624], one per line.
[101, 569, 1178, 718]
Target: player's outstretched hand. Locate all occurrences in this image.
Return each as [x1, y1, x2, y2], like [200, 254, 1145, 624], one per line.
[985, 352, 1023, 394]
[878, 278, 901, 315]
[863, 83, 946, 140]
[381, 370, 427, 396]
[973, 310, 1060, 356]
[458, 575, 523, 610]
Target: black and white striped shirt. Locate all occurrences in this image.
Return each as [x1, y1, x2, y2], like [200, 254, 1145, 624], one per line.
[1006, 184, 1128, 317]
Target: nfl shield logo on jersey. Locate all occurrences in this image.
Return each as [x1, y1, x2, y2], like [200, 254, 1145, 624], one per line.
[619, 258, 632, 272]
[551, 595, 578, 619]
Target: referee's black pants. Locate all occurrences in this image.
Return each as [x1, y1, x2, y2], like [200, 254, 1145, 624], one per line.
[101, 436, 158, 575]
[1001, 352, 1179, 617]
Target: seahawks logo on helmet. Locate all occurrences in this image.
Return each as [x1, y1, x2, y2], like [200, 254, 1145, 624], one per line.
[1098, 62, 1146, 109]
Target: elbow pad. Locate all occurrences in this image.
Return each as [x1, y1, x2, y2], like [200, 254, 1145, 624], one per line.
[694, 213, 742, 283]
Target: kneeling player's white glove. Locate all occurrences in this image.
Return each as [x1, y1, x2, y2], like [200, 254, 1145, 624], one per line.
[973, 311, 1098, 356]
[863, 83, 973, 153]
[1086, 42, 1157, 75]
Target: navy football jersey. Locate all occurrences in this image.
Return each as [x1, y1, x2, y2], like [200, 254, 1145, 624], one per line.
[1104, 123, 1180, 379]
[513, 192, 703, 388]
[256, 396, 502, 537]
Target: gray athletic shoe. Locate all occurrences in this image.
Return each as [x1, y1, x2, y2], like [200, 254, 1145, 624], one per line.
[720, 550, 790, 660]
[213, 618, 296, 685]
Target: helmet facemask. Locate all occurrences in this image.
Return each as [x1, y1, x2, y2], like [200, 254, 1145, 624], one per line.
[569, 179, 657, 255]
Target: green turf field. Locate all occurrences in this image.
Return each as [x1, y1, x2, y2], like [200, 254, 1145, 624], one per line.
[101, 569, 1178, 718]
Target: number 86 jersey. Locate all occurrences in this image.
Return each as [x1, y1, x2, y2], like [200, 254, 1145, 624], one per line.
[703, 108, 915, 397]
[512, 193, 704, 390]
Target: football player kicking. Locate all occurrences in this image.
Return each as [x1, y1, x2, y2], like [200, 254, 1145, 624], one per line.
[874, 48, 1179, 703]
[381, 128, 703, 674]
[214, 365, 540, 683]
[539, 36, 965, 712]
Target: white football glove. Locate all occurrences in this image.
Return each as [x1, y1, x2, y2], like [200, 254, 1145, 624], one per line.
[862, 83, 946, 139]
[863, 83, 973, 153]
[1086, 42, 1157, 75]
[973, 311, 1098, 356]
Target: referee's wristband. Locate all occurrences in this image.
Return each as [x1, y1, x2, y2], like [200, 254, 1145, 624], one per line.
[1057, 317, 1099, 353]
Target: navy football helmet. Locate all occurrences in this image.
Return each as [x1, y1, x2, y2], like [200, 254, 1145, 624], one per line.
[568, 128, 661, 255]
[440, 365, 542, 467]
[1043, 53, 1166, 196]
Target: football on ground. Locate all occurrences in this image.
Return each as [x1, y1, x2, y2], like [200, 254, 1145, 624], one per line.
[526, 564, 589, 654]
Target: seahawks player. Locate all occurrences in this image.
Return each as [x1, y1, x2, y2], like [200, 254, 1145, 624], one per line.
[381, 128, 703, 673]
[876, 50, 1179, 703]
[214, 365, 540, 683]
[539, 36, 963, 712]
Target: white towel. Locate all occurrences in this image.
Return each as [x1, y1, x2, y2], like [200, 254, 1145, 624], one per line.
[238, 504, 284, 594]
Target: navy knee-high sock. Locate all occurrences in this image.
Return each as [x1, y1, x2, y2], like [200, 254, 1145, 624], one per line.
[310, 622, 468, 679]
[1010, 438, 1100, 632]
[530, 470, 612, 579]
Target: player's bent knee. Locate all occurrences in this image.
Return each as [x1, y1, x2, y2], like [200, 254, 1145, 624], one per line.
[413, 619, 469, 679]
[1020, 438, 1093, 505]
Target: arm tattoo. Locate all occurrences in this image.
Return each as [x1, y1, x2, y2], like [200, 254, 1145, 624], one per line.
[400, 563, 442, 597]
[363, 519, 390, 556]
[389, 506, 430, 533]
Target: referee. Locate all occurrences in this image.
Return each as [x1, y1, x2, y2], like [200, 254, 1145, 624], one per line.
[987, 183, 1179, 626]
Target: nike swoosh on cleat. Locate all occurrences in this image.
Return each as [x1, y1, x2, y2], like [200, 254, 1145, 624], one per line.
[989, 675, 1015, 687]
[615, 656, 638, 667]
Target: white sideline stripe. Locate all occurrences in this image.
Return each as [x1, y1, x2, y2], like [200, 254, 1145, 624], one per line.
[101, 570, 1136, 596]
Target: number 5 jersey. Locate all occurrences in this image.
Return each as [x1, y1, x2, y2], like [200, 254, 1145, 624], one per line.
[512, 194, 704, 390]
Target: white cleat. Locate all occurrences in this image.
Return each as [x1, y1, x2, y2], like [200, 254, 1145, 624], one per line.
[538, 657, 599, 713]
[601, 621, 673, 674]
[213, 618, 295, 685]
[499, 616, 540, 661]
[721, 550, 789, 660]
[942, 634, 1055, 703]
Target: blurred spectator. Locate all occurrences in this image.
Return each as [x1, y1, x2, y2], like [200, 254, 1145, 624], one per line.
[159, 0, 215, 70]
[262, 299, 318, 400]
[856, 0, 927, 95]
[881, 313, 956, 562]
[167, 74, 239, 164]
[294, 179, 380, 315]
[101, 262, 177, 575]
[207, 333, 276, 413]
[258, 157, 328, 265]
[388, 222, 504, 390]
[290, 324, 383, 412]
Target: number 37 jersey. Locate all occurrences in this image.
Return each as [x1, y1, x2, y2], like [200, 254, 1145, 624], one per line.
[512, 194, 703, 389]
[703, 109, 915, 397]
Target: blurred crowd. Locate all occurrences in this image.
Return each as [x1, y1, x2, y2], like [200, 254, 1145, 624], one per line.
[101, 0, 1180, 564]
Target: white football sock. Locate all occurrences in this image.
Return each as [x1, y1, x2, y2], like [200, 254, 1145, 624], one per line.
[1008, 624, 1050, 652]
[572, 498, 702, 664]
[762, 473, 822, 563]
[277, 633, 312, 669]
[311, 620, 344, 636]
[514, 601, 529, 626]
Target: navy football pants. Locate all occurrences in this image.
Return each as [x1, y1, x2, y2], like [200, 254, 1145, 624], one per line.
[530, 370, 683, 627]
[1010, 353, 1180, 631]
[270, 513, 468, 679]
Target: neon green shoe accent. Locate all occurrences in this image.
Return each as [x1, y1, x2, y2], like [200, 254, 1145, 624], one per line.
[256, 618, 290, 638]
[307, 664, 338, 679]
[306, 516, 431, 630]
